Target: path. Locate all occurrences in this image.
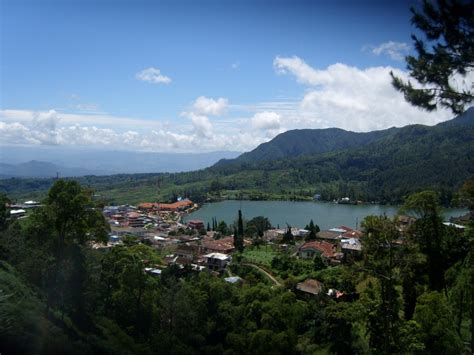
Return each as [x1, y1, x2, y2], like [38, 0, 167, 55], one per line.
[242, 263, 282, 286]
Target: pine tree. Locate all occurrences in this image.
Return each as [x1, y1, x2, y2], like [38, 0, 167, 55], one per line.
[391, 0, 473, 114]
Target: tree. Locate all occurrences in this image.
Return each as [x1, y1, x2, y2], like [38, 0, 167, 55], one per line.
[361, 215, 404, 354]
[246, 216, 272, 237]
[413, 291, 464, 353]
[305, 219, 320, 241]
[29, 180, 110, 316]
[391, 0, 473, 114]
[402, 191, 446, 291]
[216, 220, 229, 235]
[233, 210, 244, 253]
[282, 224, 294, 244]
[0, 193, 10, 231]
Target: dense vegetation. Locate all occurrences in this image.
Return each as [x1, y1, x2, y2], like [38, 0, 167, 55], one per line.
[1, 108, 473, 205]
[0, 180, 473, 354]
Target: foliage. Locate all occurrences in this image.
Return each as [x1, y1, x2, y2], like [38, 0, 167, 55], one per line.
[391, 0, 473, 114]
[414, 291, 464, 354]
[0, 181, 472, 353]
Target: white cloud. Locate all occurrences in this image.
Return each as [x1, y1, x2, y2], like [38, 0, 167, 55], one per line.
[186, 112, 214, 139]
[273, 56, 452, 131]
[135, 67, 172, 84]
[251, 111, 281, 130]
[274, 56, 333, 86]
[370, 41, 410, 61]
[192, 96, 228, 116]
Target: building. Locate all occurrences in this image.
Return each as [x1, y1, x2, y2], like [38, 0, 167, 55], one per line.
[127, 212, 145, 228]
[10, 209, 26, 218]
[316, 230, 343, 241]
[187, 219, 204, 230]
[296, 279, 324, 296]
[175, 244, 199, 261]
[204, 253, 232, 272]
[202, 236, 236, 254]
[340, 238, 362, 258]
[299, 240, 335, 260]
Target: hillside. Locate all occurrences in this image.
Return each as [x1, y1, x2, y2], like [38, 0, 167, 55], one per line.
[1, 108, 473, 205]
[217, 106, 474, 166]
[222, 127, 397, 164]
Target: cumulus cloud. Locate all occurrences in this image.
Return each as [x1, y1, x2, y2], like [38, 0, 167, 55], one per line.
[192, 96, 228, 116]
[251, 111, 281, 130]
[135, 67, 172, 84]
[274, 56, 331, 86]
[273, 55, 452, 132]
[370, 41, 410, 61]
[186, 112, 214, 139]
[0, 109, 262, 152]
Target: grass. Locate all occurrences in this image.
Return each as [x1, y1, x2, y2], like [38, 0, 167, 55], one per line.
[241, 246, 279, 268]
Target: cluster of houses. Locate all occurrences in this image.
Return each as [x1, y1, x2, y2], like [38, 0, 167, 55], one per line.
[7, 200, 41, 219]
[262, 225, 364, 264]
[99, 200, 247, 275]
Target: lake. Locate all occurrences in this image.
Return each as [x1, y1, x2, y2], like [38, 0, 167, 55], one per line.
[184, 200, 468, 230]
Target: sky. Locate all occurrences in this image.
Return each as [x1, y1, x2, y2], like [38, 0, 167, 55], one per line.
[0, 0, 469, 153]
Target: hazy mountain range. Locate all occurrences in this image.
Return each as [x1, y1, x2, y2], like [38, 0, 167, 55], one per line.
[0, 149, 241, 178]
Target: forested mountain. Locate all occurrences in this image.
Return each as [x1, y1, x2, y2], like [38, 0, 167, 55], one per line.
[216, 107, 474, 166]
[222, 127, 397, 164]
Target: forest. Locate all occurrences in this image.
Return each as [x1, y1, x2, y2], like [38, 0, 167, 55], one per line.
[0, 179, 472, 354]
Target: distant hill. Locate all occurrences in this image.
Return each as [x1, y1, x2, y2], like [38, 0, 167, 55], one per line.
[0, 161, 99, 178]
[0, 149, 241, 176]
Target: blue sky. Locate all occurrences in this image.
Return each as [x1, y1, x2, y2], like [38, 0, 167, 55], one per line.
[0, 0, 462, 153]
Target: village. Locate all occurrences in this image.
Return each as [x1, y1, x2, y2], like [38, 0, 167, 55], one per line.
[7, 196, 469, 297]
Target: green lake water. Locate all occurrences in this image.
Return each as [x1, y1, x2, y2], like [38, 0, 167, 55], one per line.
[184, 200, 468, 230]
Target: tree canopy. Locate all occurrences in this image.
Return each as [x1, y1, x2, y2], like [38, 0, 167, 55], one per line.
[391, 0, 473, 114]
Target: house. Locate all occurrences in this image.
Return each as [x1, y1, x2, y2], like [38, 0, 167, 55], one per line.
[299, 240, 335, 259]
[340, 238, 362, 258]
[296, 279, 324, 296]
[10, 209, 26, 218]
[138, 202, 159, 212]
[187, 220, 204, 230]
[341, 229, 363, 239]
[204, 253, 231, 271]
[316, 230, 342, 241]
[137, 199, 193, 213]
[159, 199, 193, 212]
[175, 244, 199, 261]
[127, 212, 145, 228]
[202, 236, 236, 254]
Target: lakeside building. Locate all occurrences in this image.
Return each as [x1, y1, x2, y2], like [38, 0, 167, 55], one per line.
[138, 199, 194, 212]
[187, 220, 204, 230]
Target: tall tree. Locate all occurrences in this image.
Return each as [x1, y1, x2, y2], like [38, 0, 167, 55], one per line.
[0, 194, 10, 231]
[401, 191, 446, 291]
[391, 0, 473, 114]
[234, 210, 244, 252]
[30, 180, 110, 316]
[361, 215, 403, 354]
